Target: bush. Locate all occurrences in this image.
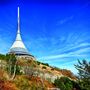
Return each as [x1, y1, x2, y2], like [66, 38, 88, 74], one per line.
[54, 77, 73, 90]
[40, 62, 49, 66]
[51, 68, 54, 71]
[42, 66, 46, 69]
[53, 67, 60, 71]
[0, 54, 6, 60]
[36, 61, 41, 65]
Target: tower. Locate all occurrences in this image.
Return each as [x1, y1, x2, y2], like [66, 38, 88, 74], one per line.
[9, 7, 34, 59]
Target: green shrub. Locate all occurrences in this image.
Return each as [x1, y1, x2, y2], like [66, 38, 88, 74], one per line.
[36, 61, 41, 65]
[51, 68, 54, 71]
[54, 77, 82, 90]
[53, 67, 60, 71]
[54, 77, 73, 90]
[0, 54, 6, 60]
[42, 66, 46, 69]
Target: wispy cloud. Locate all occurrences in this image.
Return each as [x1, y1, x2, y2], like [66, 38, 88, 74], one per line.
[38, 52, 88, 61]
[57, 16, 74, 25]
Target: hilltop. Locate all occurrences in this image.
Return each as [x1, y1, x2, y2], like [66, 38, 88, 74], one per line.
[0, 54, 78, 90]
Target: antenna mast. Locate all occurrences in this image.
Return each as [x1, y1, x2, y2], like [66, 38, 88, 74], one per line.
[18, 7, 20, 34]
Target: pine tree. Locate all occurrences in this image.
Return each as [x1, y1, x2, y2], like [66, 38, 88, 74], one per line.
[75, 60, 90, 90]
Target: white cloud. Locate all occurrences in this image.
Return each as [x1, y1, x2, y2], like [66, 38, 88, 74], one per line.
[57, 16, 74, 25]
[38, 53, 87, 61]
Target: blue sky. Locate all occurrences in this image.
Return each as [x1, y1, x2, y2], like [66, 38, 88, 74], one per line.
[0, 0, 90, 74]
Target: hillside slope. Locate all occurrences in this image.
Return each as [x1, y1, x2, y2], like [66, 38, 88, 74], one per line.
[0, 54, 77, 90]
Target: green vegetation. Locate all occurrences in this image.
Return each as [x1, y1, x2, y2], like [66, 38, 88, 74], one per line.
[0, 54, 6, 60]
[36, 60, 49, 66]
[36, 61, 41, 65]
[7, 54, 21, 79]
[75, 60, 90, 90]
[53, 60, 90, 90]
[53, 66, 61, 71]
[1, 53, 90, 90]
[54, 77, 81, 90]
[42, 66, 47, 69]
[51, 68, 54, 71]
[15, 76, 30, 90]
[0, 54, 20, 80]
[0, 54, 54, 90]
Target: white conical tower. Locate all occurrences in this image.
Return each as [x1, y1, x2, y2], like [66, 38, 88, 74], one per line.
[9, 7, 29, 55]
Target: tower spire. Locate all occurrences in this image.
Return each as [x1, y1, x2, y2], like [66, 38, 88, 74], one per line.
[15, 7, 21, 41]
[18, 7, 20, 34]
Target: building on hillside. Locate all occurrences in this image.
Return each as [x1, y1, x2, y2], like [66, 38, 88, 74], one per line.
[8, 7, 35, 60]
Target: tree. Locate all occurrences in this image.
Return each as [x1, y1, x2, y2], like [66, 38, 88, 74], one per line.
[6, 54, 20, 80]
[75, 60, 90, 90]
